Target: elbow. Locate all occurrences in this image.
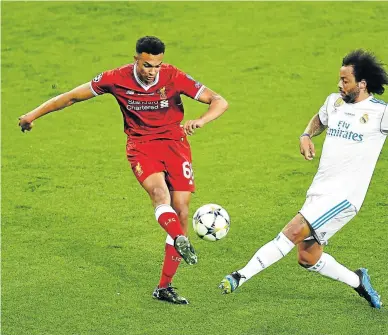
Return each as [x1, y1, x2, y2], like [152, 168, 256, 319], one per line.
[68, 98, 79, 106]
[60, 98, 76, 108]
[221, 97, 229, 112]
[216, 95, 228, 111]
[67, 92, 81, 106]
[65, 94, 82, 107]
[52, 92, 77, 109]
[209, 94, 229, 113]
[223, 99, 229, 111]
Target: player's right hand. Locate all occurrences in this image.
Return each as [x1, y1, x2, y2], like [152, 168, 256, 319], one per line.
[299, 136, 315, 160]
[183, 119, 205, 136]
[18, 114, 34, 133]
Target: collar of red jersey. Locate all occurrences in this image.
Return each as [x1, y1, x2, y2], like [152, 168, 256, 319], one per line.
[133, 62, 160, 91]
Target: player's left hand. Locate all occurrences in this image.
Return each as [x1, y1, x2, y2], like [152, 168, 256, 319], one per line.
[183, 119, 205, 136]
[300, 136, 315, 160]
[18, 114, 34, 133]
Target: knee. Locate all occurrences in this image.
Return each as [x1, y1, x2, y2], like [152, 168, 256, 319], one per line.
[150, 187, 169, 203]
[282, 217, 311, 244]
[284, 226, 307, 244]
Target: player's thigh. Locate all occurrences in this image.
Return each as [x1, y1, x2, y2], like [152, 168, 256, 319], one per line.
[163, 138, 195, 192]
[281, 213, 312, 244]
[126, 140, 165, 184]
[126, 140, 170, 203]
[300, 195, 356, 245]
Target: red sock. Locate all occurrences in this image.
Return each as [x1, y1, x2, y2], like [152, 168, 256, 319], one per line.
[159, 244, 182, 288]
[157, 211, 184, 240]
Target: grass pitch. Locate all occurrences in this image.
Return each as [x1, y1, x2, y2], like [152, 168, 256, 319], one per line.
[2, 2, 388, 335]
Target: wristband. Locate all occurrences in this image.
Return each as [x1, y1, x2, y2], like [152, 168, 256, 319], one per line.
[300, 133, 311, 139]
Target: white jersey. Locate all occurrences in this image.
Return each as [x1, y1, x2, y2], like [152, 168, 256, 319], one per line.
[307, 93, 387, 211]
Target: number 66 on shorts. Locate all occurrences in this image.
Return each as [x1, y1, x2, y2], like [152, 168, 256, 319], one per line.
[126, 137, 196, 192]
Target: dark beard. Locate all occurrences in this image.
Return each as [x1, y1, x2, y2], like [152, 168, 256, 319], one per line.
[342, 87, 360, 103]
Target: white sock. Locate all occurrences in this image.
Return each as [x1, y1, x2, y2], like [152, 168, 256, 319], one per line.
[165, 234, 174, 246]
[155, 204, 176, 220]
[238, 233, 295, 285]
[307, 253, 360, 288]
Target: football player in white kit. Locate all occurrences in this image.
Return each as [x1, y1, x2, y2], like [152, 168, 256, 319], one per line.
[219, 50, 388, 309]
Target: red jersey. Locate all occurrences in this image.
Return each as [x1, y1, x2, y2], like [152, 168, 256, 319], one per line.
[90, 63, 205, 141]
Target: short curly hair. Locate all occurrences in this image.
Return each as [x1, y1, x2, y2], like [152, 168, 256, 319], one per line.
[136, 36, 165, 55]
[342, 49, 388, 95]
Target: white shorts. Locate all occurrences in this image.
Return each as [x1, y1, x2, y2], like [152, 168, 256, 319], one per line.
[299, 195, 357, 245]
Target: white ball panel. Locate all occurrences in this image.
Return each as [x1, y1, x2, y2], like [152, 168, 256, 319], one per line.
[195, 223, 209, 237]
[214, 215, 228, 230]
[202, 234, 217, 242]
[198, 203, 221, 214]
[199, 213, 215, 227]
[215, 228, 228, 240]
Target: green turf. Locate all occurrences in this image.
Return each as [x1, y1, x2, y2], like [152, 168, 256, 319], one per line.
[2, 1, 388, 335]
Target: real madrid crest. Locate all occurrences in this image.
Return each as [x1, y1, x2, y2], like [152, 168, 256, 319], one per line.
[334, 97, 344, 107]
[360, 114, 369, 124]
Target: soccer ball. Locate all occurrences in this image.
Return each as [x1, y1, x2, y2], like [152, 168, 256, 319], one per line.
[192, 204, 230, 241]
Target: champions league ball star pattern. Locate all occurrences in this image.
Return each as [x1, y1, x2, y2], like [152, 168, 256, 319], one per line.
[193, 204, 230, 241]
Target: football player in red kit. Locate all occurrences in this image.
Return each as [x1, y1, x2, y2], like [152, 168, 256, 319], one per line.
[18, 36, 228, 304]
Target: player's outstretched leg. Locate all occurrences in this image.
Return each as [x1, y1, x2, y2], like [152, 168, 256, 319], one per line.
[354, 268, 382, 309]
[219, 232, 295, 294]
[153, 284, 189, 304]
[174, 235, 198, 265]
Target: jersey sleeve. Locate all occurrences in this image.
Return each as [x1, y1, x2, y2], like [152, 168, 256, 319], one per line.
[89, 70, 116, 96]
[381, 104, 388, 135]
[318, 95, 332, 126]
[174, 69, 206, 100]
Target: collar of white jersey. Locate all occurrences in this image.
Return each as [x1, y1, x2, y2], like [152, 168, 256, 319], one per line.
[353, 94, 373, 104]
[133, 62, 160, 91]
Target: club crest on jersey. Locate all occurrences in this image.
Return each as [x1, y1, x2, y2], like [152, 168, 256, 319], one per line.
[360, 114, 369, 124]
[135, 162, 143, 176]
[93, 73, 103, 82]
[158, 86, 167, 99]
[334, 97, 344, 107]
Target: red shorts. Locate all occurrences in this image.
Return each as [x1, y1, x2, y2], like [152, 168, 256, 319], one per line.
[126, 137, 195, 192]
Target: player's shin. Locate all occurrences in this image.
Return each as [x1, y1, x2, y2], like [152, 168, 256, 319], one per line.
[155, 204, 184, 239]
[238, 233, 295, 285]
[159, 235, 182, 288]
[304, 253, 360, 287]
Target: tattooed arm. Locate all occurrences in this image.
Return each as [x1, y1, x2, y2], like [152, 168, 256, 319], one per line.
[303, 113, 327, 138]
[299, 114, 327, 161]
